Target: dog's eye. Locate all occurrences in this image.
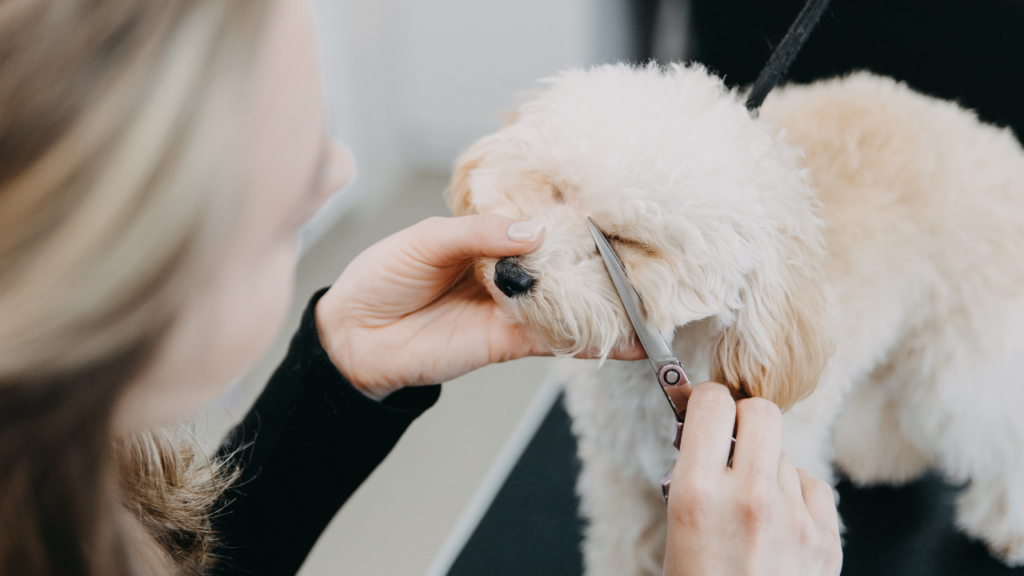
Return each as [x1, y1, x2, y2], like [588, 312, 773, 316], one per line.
[608, 235, 656, 256]
[607, 234, 641, 247]
[550, 184, 565, 204]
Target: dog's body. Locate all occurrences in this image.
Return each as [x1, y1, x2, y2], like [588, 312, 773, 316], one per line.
[449, 64, 1024, 573]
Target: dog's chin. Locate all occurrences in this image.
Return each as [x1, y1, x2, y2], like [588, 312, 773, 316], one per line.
[534, 333, 639, 360]
[529, 330, 638, 360]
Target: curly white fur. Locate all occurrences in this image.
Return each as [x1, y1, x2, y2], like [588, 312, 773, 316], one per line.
[449, 63, 1024, 572]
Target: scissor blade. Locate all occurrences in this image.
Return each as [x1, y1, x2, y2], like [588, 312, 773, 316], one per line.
[586, 217, 679, 371]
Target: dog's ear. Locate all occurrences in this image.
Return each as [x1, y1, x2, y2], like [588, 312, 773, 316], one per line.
[447, 111, 520, 216]
[447, 143, 482, 216]
[709, 239, 832, 410]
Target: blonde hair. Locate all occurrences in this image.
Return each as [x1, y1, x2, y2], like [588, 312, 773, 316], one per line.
[0, 0, 272, 574]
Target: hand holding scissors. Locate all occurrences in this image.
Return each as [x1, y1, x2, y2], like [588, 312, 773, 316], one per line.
[588, 217, 841, 575]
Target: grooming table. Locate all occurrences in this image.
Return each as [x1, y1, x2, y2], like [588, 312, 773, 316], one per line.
[446, 393, 1024, 576]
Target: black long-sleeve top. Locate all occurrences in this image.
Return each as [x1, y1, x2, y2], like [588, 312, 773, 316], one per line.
[210, 289, 441, 576]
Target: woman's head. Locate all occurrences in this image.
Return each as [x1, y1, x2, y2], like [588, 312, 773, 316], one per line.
[114, 0, 355, 432]
[0, 0, 351, 572]
[0, 0, 352, 431]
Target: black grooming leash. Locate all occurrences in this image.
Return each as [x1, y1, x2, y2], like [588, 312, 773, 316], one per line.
[745, 0, 833, 112]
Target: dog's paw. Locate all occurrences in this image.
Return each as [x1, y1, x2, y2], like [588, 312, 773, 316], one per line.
[956, 484, 1024, 567]
[985, 534, 1024, 567]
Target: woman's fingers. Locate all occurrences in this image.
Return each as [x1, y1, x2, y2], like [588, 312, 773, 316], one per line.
[663, 388, 844, 576]
[676, 382, 737, 479]
[732, 397, 784, 482]
[398, 214, 545, 267]
[798, 468, 842, 537]
[776, 450, 804, 503]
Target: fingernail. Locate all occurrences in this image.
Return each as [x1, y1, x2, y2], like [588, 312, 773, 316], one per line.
[507, 220, 544, 242]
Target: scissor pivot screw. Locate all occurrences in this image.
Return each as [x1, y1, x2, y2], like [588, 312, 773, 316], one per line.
[664, 369, 680, 384]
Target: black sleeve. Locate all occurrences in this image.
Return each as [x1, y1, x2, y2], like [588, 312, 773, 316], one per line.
[209, 288, 441, 576]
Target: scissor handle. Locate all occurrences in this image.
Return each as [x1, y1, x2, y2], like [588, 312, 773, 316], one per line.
[658, 363, 692, 423]
[659, 363, 736, 504]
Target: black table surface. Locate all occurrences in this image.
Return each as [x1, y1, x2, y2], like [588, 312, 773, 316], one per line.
[448, 393, 1024, 576]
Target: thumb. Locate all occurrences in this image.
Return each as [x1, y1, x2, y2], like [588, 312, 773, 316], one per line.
[401, 214, 545, 267]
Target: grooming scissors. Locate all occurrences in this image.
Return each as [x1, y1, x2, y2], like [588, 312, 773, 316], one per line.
[586, 217, 734, 503]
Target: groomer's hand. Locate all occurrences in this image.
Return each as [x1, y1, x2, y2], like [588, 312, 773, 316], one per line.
[664, 382, 842, 576]
[316, 214, 641, 400]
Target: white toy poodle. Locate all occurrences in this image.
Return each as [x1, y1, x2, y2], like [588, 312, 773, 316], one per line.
[448, 63, 1024, 574]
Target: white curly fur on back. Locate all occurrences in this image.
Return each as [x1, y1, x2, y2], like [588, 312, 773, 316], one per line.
[450, 63, 1024, 573]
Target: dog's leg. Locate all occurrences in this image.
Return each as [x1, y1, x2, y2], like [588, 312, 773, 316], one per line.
[891, 314, 1024, 566]
[930, 385, 1024, 566]
[955, 465, 1024, 565]
[563, 360, 678, 576]
[929, 378, 1024, 565]
[575, 448, 668, 576]
[833, 363, 933, 485]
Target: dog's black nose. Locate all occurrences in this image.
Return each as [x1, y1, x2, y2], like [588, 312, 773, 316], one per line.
[494, 257, 534, 297]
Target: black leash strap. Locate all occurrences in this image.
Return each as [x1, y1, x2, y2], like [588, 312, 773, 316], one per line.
[745, 0, 833, 111]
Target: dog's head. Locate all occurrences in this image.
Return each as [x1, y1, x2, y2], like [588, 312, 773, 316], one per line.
[449, 63, 831, 409]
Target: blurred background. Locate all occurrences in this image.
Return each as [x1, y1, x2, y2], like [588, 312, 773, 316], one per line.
[300, 0, 639, 242]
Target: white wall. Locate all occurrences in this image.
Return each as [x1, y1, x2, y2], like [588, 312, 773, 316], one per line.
[301, 0, 633, 243]
[395, 0, 633, 172]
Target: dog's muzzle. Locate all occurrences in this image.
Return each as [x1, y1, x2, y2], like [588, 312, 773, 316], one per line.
[494, 257, 534, 297]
